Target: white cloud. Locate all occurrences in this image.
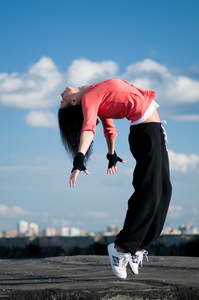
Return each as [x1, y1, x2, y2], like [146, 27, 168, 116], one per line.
[122, 58, 199, 106]
[25, 110, 58, 128]
[0, 204, 32, 217]
[168, 150, 199, 173]
[0, 204, 9, 216]
[193, 207, 199, 215]
[168, 204, 183, 218]
[1, 57, 199, 127]
[82, 210, 109, 219]
[125, 58, 168, 75]
[0, 56, 62, 109]
[175, 114, 199, 122]
[67, 58, 119, 86]
[51, 218, 71, 227]
[11, 206, 31, 215]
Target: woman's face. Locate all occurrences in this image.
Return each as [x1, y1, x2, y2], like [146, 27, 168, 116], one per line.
[60, 86, 79, 108]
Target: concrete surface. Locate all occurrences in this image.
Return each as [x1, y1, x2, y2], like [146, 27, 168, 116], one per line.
[0, 255, 198, 299]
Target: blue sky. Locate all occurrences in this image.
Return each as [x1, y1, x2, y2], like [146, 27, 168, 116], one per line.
[0, 0, 199, 233]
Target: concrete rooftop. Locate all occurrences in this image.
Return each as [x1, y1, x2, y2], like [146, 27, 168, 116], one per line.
[0, 255, 198, 299]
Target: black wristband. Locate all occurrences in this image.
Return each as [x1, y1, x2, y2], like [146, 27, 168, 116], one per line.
[106, 151, 123, 168]
[72, 152, 86, 172]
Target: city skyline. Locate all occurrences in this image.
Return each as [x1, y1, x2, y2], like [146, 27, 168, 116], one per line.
[0, 0, 199, 233]
[1, 219, 198, 238]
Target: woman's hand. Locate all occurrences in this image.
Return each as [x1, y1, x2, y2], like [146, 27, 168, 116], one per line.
[106, 151, 126, 174]
[69, 131, 93, 187]
[69, 168, 90, 187]
[69, 152, 90, 187]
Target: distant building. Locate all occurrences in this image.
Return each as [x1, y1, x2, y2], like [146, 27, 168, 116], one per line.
[179, 224, 189, 233]
[162, 226, 181, 235]
[162, 223, 199, 235]
[70, 227, 81, 236]
[107, 224, 120, 235]
[29, 223, 39, 235]
[61, 227, 70, 236]
[18, 220, 29, 234]
[186, 226, 198, 235]
[45, 227, 56, 236]
[178, 223, 198, 235]
[3, 230, 18, 238]
[18, 221, 39, 236]
[56, 229, 61, 236]
[45, 226, 81, 237]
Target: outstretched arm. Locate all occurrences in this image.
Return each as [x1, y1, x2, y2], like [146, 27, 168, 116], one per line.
[78, 130, 94, 155]
[69, 130, 94, 187]
[106, 138, 115, 155]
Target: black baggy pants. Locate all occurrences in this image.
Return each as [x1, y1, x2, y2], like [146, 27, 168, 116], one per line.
[115, 122, 172, 254]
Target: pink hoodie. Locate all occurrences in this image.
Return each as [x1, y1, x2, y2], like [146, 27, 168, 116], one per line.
[81, 79, 156, 139]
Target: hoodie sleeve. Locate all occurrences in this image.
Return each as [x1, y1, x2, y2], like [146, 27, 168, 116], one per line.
[81, 94, 101, 135]
[99, 117, 118, 139]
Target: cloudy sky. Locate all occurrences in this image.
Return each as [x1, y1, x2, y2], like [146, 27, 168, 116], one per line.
[0, 0, 199, 233]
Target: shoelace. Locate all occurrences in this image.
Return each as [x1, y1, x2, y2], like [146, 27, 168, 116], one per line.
[132, 250, 149, 267]
[139, 250, 149, 267]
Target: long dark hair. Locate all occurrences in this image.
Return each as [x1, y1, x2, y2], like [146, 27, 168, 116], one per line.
[58, 104, 93, 163]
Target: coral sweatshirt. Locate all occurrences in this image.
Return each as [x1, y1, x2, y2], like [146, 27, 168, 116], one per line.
[81, 79, 156, 139]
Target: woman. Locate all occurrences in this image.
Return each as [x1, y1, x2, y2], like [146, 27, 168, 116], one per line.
[58, 78, 172, 279]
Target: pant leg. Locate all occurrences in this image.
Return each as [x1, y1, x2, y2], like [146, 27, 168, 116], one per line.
[140, 138, 172, 248]
[115, 123, 172, 254]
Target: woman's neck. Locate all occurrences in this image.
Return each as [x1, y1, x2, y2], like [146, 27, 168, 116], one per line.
[78, 85, 91, 98]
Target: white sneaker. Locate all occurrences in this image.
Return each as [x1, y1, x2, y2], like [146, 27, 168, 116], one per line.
[108, 243, 130, 279]
[129, 250, 149, 274]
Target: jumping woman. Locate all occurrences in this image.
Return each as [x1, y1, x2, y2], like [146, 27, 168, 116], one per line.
[58, 78, 172, 279]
